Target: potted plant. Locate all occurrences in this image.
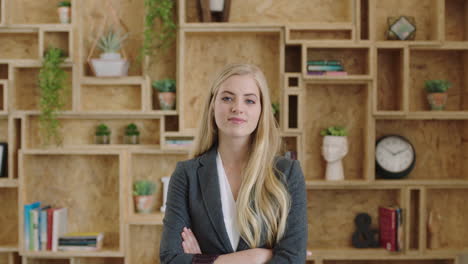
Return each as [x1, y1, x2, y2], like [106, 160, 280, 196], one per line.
[320, 126, 348, 181]
[140, 0, 176, 67]
[133, 180, 157, 214]
[424, 80, 451, 110]
[124, 123, 140, 144]
[95, 124, 111, 144]
[90, 28, 129, 77]
[272, 102, 280, 123]
[152, 79, 176, 110]
[38, 47, 68, 146]
[57, 1, 71, 24]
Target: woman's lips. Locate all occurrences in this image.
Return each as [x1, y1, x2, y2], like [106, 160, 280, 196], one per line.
[228, 117, 246, 124]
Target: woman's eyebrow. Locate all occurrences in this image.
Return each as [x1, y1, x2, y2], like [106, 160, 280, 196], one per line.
[220, 90, 258, 98]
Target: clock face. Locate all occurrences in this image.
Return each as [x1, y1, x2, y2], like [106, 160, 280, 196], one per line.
[376, 136, 415, 173]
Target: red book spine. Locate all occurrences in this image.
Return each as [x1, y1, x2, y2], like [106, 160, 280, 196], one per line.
[46, 208, 54, 250]
[379, 207, 397, 251]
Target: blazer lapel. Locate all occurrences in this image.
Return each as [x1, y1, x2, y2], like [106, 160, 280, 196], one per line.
[197, 146, 234, 253]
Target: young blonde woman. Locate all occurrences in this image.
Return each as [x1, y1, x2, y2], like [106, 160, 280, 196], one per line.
[160, 64, 307, 263]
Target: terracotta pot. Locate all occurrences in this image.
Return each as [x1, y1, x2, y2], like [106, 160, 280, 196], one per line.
[57, 7, 71, 24]
[158, 92, 176, 110]
[427, 92, 448, 110]
[134, 195, 155, 214]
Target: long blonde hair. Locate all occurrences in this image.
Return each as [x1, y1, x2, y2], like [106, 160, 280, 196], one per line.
[191, 63, 290, 248]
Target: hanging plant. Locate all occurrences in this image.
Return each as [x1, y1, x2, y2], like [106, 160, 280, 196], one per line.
[140, 0, 177, 64]
[38, 47, 68, 146]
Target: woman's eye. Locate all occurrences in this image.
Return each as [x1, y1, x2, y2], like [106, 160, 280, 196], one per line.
[221, 97, 232, 102]
[246, 99, 255, 104]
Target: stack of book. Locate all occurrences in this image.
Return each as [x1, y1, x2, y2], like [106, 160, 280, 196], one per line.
[58, 232, 104, 251]
[307, 60, 347, 76]
[379, 206, 403, 251]
[24, 202, 68, 251]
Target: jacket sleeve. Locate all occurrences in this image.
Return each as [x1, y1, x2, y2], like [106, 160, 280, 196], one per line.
[160, 162, 195, 263]
[268, 159, 308, 263]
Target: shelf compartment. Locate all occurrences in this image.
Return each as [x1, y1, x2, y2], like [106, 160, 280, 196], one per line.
[286, 94, 299, 130]
[71, 257, 123, 264]
[25, 259, 69, 264]
[285, 45, 302, 73]
[0, 81, 6, 111]
[9, 0, 72, 24]
[25, 116, 161, 149]
[286, 24, 353, 42]
[409, 49, 468, 112]
[42, 30, 70, 59]
[82, 0, 144, 77]
[426, 188, 468, 250]
[374, 0, 441, 41]
[302, 84, 371, 181]
[128, 225, 162, 264]
[377, 48, 404, 111]
[0, 253, 20, 264]
[409, 188, 421, 251]
[305, 47, 370, 77]
[376, 120, 468, 181]
[280, 134, 300, 161]
[184, 0, 353, 24]
[0, 63, 8, 79]
[81, 84, 143, 112]
[0, 32, 39, 59]
[323, 260, 454, 264]
[0, 188, 18, 248]
[307, 188, 400, 250]
[128, 153, 188, 218]
[359, 0, 369, 40]
[180, 30, 281, 130]
[445, 0, 468, 41]
[12, 67, 72, 111]
[20, 153, 122, 253]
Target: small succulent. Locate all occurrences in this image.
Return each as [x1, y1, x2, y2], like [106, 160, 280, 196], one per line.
[133, 180, 157, 196]
[152, 79, 176, 93]
[320, 126, 348, 137]
[125, 123, 140, 136]
[424, 80, 451, 93]
[95, 123, 111, 136]
[57, 1, 71, 7]
[97, 29, 129, 54]
[272, 102, 280, 115]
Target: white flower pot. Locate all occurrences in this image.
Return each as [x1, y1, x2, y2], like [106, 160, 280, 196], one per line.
[322, 135, 348, 181]
[57, 7, 71, 24]
[91, 57, 129, 77]
[210, 0, 224, 12]
[100, 52, 121, 60]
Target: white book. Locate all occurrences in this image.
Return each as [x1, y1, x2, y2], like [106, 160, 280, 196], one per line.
[39, 208, 49, 250]
[52, 208, 68, 252]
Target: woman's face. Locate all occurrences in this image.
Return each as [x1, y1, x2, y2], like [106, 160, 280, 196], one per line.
[214, 74, 262, 141]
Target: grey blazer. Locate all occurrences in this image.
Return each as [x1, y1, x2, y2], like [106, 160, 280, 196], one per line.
[160, 146, 308, 263]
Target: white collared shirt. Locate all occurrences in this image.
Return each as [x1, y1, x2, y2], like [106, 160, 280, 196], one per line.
[216, 151, 240, 251]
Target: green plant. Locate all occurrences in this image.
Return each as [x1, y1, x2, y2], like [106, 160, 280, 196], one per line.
[125, 123, 140, 136]
[424, 80, 451, 93]
[152, 79, 176, 93]
[38, 47, 68, 146]
[320, 126, 348, 137]
[97, 28, 129, 54]
[272, 102, 280, 115]
[133, 180, 157, 196]
[140, 0, 177, 62]
[57, 1, 71, 7]
[95, 124, 111, 136]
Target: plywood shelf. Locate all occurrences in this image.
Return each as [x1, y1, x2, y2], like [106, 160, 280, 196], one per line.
[128, 213, 164, 226]
[0, 179, 18, 187]
[21, 249, 124, 258]
[0, 246, 18, 252]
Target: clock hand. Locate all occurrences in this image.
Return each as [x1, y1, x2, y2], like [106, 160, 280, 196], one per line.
[395, 146, 410, 155]
[383, 145, 395, 155]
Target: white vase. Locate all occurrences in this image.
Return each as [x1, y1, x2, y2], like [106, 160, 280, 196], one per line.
[160, 176, 171, 212]
[57, 7, 71, 24]
[210, 0, 224, 12]
[322, 136, 348, 181]
[91, 57, 129, 77]
[100, 52, 121, 60]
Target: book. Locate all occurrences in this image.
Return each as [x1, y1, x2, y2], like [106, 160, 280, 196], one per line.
[307, 60, 342, 66]
[24, 201, 41, 251]
[39, 205, 51, 251]
[379, 206, 397, 251]
[30, 208, 39, 251]
[60, 232, 104, 240]
[307, 71, 348, 76]
[57, 245, 100, 251]
[46, 208, 55, 250]
[58, 232, 104, 251]
[396, 207, 403, 251]
[307, 65, 344, 71]
[52, 208, 68, 251]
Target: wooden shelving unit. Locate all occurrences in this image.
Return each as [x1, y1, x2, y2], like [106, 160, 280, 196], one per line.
[0, 0, 467, 263]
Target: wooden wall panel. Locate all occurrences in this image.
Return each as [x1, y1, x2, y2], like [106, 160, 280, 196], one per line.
[0, 188, 18, 246]
[0, 33, 38, 59]
[81, 85, 142, 111]
[128, 225, 162, 264]
[377, 49, 403, 111]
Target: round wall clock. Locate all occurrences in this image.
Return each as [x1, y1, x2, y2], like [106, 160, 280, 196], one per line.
[375, 135, 416, 179]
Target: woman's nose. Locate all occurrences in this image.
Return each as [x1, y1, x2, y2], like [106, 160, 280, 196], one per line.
[231, 100, 244, 113]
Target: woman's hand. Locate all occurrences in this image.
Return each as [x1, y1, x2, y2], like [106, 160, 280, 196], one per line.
[181, 227, 201, 254]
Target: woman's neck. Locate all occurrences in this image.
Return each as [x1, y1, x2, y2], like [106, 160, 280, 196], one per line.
[217, 136, 250, 169]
